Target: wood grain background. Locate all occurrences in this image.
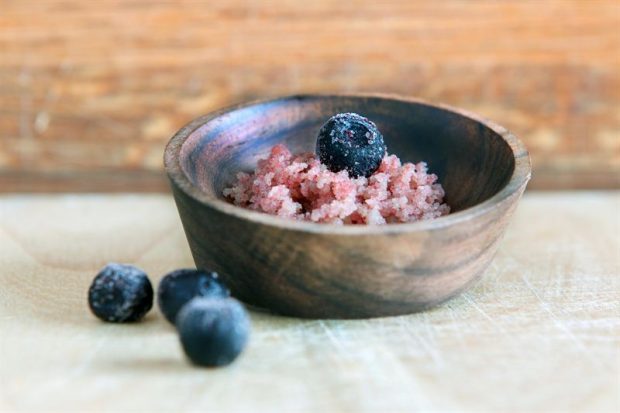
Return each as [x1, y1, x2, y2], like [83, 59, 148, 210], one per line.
[1, 0, 618, 192]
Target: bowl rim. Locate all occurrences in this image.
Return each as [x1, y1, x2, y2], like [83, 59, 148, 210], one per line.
[164, 93, 531, 235]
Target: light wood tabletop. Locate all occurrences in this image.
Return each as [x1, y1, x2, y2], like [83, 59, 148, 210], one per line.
[0, 192, 618, 412]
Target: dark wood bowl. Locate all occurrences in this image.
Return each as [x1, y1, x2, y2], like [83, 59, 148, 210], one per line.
[164, 94, 531, 319]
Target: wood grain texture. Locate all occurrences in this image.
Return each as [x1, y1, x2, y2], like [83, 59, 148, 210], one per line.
[0, 192, 618, 412]
[165, 94, 530, 318]
[1, 0, 618, 192]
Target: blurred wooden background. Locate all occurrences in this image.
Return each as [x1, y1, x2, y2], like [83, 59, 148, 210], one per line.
[1, 0, 618, 192]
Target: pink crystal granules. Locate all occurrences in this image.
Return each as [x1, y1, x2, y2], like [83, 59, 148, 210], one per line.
[223, 144, 449, 225]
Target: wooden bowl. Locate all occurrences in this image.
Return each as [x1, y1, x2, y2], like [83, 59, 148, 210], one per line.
[164, 94, 531, 319]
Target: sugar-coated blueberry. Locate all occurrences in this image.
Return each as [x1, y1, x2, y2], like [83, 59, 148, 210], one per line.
[157, 269, 230, 324]
[88, 263, 153, 322]
[177, 298, 250, 367]
[316, 112, 386, 178]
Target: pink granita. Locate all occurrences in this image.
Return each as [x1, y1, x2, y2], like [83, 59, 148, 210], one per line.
[223, 144, 450, 225]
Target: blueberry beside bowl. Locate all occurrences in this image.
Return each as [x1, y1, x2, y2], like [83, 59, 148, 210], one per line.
[164, 94, 531, 319]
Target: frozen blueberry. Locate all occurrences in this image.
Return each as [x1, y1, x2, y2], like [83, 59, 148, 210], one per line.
[316, 112, 386, 178]
[157, 269, 230, 324]
[88, 263, 153, 322]
[177, 297, 250, 367]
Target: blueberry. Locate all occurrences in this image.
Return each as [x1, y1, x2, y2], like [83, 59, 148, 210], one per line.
[157, 269, 230, 324]
[88, 263, 153, 322]
[176, 298, 250, 367]
[316, 112, 386, 178]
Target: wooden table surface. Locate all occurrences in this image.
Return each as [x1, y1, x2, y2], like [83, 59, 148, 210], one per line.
[0, 192, 618, 412]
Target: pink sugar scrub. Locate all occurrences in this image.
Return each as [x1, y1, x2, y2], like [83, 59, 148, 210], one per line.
[223, 144, 450, 225]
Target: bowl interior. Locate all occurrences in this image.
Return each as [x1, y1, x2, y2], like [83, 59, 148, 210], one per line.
[179, 95, 515, 213]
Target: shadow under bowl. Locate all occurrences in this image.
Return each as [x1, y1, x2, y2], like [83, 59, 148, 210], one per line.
[164, 94, 531, 319]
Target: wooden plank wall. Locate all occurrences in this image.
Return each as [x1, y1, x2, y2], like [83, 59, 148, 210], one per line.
[1, 0, 618, 192]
